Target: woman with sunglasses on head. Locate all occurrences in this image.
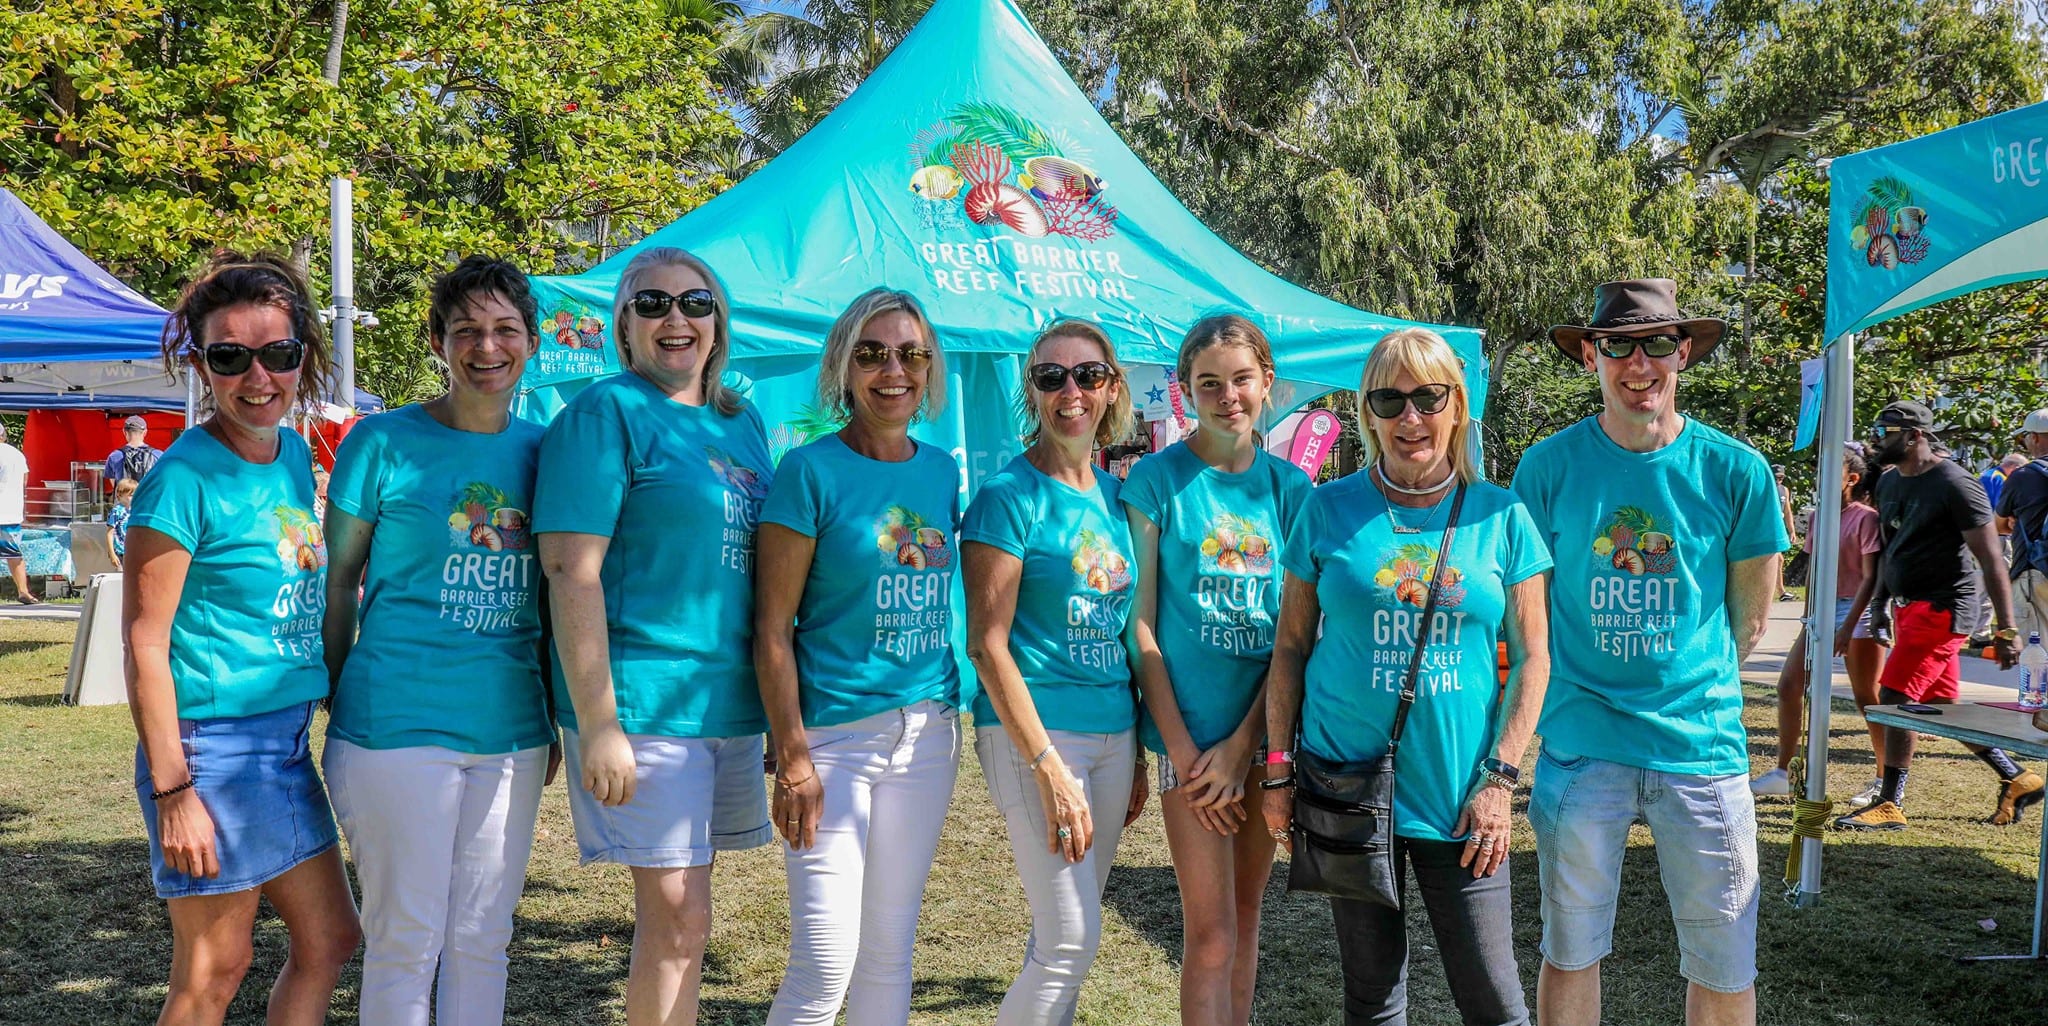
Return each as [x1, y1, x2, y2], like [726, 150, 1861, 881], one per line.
[319, 257, 554, 1026]
[1260, 329, 1550, 1026]
[1120, 315, 1310, 1026]
[534, 247, 774, 1026]
[962, 319, 1149, 1026]
[755, 289, 961, 1026]
[122, 252, 360, 1025]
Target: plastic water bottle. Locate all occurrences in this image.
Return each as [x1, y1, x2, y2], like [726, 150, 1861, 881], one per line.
[2019, 633, 2048, 711]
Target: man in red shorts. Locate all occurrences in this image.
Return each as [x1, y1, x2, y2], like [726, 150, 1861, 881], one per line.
[1838, 400, 2041, 830]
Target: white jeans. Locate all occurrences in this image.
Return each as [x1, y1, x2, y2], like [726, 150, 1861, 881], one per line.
[769, 700, 961, 1026]
[324, 739, 548, 1026]
[976, 725, 1136, 1026]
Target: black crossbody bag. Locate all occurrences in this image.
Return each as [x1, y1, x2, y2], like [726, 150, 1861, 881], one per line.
[1286, 484, 1466, 908]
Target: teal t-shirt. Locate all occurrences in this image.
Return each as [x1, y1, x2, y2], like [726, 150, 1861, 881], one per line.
[1281, 476, 1550, 841]
[758, 434, 962, 728]
[128, 427, 328, 720]
[325, 404, 552, 755]
[533, 372, 773, 738]
[961, 454, 1137, 734]
[1510, 417, 1787, 775]
[1121, 443, 1312, 754]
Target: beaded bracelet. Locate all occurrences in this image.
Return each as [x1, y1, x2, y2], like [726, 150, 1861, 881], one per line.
[150, 779, 195, 802]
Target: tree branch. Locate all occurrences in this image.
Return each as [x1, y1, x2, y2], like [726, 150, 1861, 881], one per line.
[1175, 69, 1332, 169]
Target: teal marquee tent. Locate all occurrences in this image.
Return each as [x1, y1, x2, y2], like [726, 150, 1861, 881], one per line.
[515, 0, 1483, 486]
[1793, 99, 2048, 920]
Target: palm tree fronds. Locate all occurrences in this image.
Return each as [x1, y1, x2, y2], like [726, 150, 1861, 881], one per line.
[948, 100, 1060, 161]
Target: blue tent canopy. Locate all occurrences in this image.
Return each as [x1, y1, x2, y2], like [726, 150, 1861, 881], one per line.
[517, 0, 1483, 480]
[0, 186, 382, 413]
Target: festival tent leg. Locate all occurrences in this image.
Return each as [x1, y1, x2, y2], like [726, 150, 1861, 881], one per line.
[1790, 332, 1851, 906]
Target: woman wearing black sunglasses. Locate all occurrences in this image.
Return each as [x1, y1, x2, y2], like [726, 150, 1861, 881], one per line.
[534, 247, 775, 1025]
[754, 288, 962, 1026]
[1261, 328, 1550, 1026]
[962, 319, 1148, 1025]
[122, 252, 360, 1025]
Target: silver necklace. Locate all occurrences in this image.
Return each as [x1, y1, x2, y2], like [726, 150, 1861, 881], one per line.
[1379, 470, 1453, 535]
[1375, 460, 1455, 496]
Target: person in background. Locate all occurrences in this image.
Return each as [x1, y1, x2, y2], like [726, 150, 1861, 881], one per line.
[755, 288, 961, 1026]
[1996, 412, 2048, 638]
[0, 419, 33, 604]
[1512, 278, 1782, 1026]
[1981, 454, 2014, 510]
[105, 414, 163, 487]
[1123, 315, 1309, 1026]
[107, 476, 138, 571]
[1263, 328, 1550, 1026]
[535, 247, 774, 1026]
[1835, 401, 2037, 831]
[1969, 452, 2030, 647]
[122, 252, 360, 1025]
[1774, 464, 1799, 602]
[311, 464, 330, 522]
[320, 256, 555, 1026]
[1753, 445, 1881, 798]
[963, 319, 1148, 1026]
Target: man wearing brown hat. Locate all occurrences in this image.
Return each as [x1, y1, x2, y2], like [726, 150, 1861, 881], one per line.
[1833, 400, 2037, 831]
[1511, 278, 1783, 1025]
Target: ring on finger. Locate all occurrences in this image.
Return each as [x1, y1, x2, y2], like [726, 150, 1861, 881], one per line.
[1057, 826, 1072, 839]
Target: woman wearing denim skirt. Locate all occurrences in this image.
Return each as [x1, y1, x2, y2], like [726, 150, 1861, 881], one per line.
[962, 320, 1150, 1026]
[123, 253, 361, 1025]
[321, 257, 554, 1026]
[535, 247, 774, 1026]
[1260, 329, 1552, 1026]
[754, 289, 962, 1026]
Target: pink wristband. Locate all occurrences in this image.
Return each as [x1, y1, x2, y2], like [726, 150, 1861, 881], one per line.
[1264, 750, 1294, 766]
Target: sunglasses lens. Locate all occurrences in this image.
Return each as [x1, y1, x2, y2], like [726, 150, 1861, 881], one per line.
[1412, 384, 1451, 414]
[851, 343, 887, 370]
[1030, 364, 1068, 391]
[676, 289, 716, 318]
[205, 346, 254, 375]
[1366, 389, 1404, 419]
[630, 291, 669, 319]
[258, 339, 305, 372]
[1072, 362, 1111, 390]
[900, 347, 932, 369]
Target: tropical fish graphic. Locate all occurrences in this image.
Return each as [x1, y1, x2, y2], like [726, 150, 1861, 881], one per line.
[1198, 512, 1274, 575]
[1592, 506, 1676, 576]
[271, 503, 327, 572]
[873, 505, 952, 570]
[1069, 528, 1132, 594]
[906, 102, 1120, 242]
[446, 482, 529, 551]
[908, 164, 966, 201]
[1846, 176, 1931, 269]
[705, 445, 769, 500]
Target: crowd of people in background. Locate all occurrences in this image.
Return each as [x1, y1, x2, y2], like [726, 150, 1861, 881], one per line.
[109, 250, 2048, 1026]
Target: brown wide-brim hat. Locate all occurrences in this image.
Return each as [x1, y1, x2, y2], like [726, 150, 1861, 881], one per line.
[1549, 278, 1726, 369]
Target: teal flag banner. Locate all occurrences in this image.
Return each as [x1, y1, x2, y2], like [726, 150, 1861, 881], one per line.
[1826, 100, 2048, 342]
[516, 0, 1484, 493]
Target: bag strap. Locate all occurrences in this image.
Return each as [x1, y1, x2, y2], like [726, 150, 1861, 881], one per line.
[1386, 484, 1467, 757]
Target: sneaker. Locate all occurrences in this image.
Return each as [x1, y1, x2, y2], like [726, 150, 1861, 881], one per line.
[1750, 768, 1792, 796]
[1989, 771, 2046, 826]
[1836, 800, 1908, 831]
[1849, 777, 1882, 808]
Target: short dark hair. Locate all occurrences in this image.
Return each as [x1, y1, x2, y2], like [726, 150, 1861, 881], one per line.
[161, 251, 332, 407]
[430, 256, 539, 344]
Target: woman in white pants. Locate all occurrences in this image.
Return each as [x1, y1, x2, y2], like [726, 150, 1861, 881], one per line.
[322, 257, 555, 1026]
[755, 289, 963, 1026]
[962, 320, 1150, 1026]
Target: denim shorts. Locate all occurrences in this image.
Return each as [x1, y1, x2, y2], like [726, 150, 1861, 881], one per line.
[133, 702, 339, 899]
[0, 524, 20, 559]
[560, 728, 771, 867]
[1528, 749, 1759, 993]
[1831, 596, 1873, 639]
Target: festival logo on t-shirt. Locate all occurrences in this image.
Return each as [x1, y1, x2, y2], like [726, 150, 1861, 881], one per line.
[1066, 528, 1131, 670]
[268, 503, 325, 657]
[1195, 511, 1278, 653]
[709, 445, 768, 573]
[1365, 541, 1470, 695]
[872, 505, 952, 659]
[1587, 506, 1683, 662]
[440, 482, 536, 634]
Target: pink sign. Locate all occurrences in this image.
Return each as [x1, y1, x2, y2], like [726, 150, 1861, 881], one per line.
[1286, 410, 1341, 478]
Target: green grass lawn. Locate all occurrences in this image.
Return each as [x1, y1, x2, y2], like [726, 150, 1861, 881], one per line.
[3, 617, 2047, 1025]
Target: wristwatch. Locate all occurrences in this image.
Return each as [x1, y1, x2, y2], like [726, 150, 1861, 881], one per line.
[1479, 757, 1521, 791]
[1994, 626, 2022, 643]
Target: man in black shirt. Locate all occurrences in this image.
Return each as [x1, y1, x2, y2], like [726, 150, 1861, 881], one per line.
[1837, 401, 2039, 831]
[1997, 408, 2048, 637]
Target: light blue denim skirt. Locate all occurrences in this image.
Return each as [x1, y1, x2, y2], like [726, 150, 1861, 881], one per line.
[133, 701, 339, 898]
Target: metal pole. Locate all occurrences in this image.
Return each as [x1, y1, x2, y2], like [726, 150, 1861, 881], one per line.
[183, 363, 198, 427]
[330, 177, 355, 409]
[1795, 332, 1855, 906]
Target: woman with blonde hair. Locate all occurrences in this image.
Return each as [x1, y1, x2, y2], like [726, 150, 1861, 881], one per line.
[756, 288, 961, 1026]
[963, 319, 1148, 1025]
[535, 247, 774, 1026]
[1261, 328, 1550, 1025]
[1122, 314, 1310, 1025]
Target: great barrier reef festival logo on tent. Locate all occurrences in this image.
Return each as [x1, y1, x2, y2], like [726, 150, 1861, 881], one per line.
[906, 101, 1138, 301]
[534, 297, 610, 380]
[1846, 176, 1931, 271]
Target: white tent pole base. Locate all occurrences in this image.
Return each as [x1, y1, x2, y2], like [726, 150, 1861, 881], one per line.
[1791, 332, 1854, 907]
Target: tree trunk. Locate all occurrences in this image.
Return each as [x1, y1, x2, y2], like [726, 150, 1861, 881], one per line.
[323, 0, 349, 84]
